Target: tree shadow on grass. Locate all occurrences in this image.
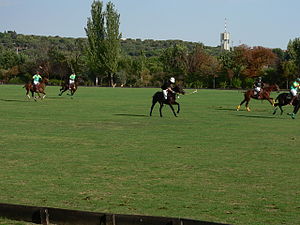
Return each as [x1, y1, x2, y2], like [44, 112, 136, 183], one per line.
[114, 113, 148, 117]
[0, 98, 27, 103]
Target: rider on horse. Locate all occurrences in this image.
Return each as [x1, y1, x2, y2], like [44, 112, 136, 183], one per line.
[253, 77, 264, 99]
[32, 72, 42, 91]
[289, 78, 300, 105]
[161, 77, 175, 100]
[69, 73, 76, 90]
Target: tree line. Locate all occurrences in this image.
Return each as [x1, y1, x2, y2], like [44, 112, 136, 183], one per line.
[1, 1, 300, 89]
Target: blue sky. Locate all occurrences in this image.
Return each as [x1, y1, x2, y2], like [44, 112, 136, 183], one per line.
[0, 0, 299, 49]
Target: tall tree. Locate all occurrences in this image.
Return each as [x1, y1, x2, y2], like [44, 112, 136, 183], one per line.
[103, 1, 121, 86]
[287, 38, 300, 75]
[85, 0, 106, 84]
[160, 44, 188, 81]
[85, 0, 121, 86]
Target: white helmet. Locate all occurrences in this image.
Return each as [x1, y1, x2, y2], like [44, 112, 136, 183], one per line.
[170, 77, 175, 83]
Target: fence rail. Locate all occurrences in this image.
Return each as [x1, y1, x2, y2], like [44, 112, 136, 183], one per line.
[0, 203, 230, 225]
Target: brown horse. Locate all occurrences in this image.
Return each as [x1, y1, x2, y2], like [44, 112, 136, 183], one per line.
[24, 78, 48, 100]
[150, 85, 185, 117]
[59, 80, 78, 97]
[236, 84, 279, 111]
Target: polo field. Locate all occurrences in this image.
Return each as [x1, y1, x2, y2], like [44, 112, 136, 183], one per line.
[0, 85, 299, 225]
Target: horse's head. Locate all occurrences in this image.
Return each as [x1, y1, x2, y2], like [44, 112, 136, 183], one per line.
[263, 84, 280, 93]
[42, 78, 49, 84]
[274, 84, 280, 92]
[271, 84, 280, 92]
[172, 85, 185, 95]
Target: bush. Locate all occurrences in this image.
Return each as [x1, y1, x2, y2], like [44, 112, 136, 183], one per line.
[243, 77, 254, 89]
[48, 79, 61, 86]
[7, 77, 23, 84]
[219, 81, 228, 89]
[232, 77, 242, 89]
[186, 80, 204, 89]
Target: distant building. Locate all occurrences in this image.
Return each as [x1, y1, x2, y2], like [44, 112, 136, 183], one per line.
[220, 18, 230, 51]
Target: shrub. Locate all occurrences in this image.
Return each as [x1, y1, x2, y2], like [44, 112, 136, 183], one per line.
[232, 77, 242, 89]
[48, 79, 61, 86]
[7, 77, 23, 84]
[243, 77, 254, 89]
[219, 81, 228, 89]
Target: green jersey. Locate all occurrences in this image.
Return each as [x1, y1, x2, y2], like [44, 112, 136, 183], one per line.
[33, 74, 42, 82]
[290, 81, 300, 90]
[69, 74, 76, 80]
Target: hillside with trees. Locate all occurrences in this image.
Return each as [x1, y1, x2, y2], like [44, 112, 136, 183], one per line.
[0, 1, 299, 89]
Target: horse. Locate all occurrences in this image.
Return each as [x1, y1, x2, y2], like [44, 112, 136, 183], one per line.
[236, 84, 280, 112]
[272, 93, 298, 115]
[58, 79, 78, 97]
[150, 85, 185, 117]
[286, 96, 300, 119]
[23, 78, 48, 100]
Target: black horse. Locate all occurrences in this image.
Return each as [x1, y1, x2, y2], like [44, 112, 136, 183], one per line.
[287, 97, 300, 119]
[273, 93, 295, 115]
[150, 85, 185, 117]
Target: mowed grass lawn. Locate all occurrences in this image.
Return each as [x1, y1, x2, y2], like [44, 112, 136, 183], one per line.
[0, 85, 299, 225]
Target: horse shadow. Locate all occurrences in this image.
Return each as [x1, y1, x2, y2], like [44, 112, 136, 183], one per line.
[0, 98, 27, 103]
[235, 114, 276, 119]
[215, 107, 237, 112]
[114, 113, 148, 117]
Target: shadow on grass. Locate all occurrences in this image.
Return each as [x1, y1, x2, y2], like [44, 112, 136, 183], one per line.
[235, 114, 276, 119]
[46, 96, 68, 99]
[114, 113, 148, 117]
[215, 107, 237, 111]
[0, 98, 27, 102]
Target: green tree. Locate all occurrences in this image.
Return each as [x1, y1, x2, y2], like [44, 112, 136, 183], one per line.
[103, 1, 121, 86]
[287, 38, 300, 75]
[85, 0, 121, 86]
[85, 0, 106, 84]
[160, 44, 188, 81]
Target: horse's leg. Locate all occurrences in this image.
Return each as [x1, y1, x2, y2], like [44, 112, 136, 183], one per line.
[237, 93, 249, 111]
[245, 99, 251, 112]
[26, 88, 30, 99]
[168, 104, 177, 117]
[173, 102, 180, 113]
[159, 103, 164, 117]
[59, 87, 67, 96]
[279, 105, 284, 115]
[150, 99, 157, 116]
[41, 91, 46, 99]
[266, 97, 275, 106]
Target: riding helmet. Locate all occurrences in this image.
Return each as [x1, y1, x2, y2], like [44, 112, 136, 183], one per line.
[170, 77, 175, 83]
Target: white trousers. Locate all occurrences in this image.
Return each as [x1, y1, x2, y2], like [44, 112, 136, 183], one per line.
[290, 89, 297, 96]
[163, 90, 168, 99]
[254, 87, 261, 93]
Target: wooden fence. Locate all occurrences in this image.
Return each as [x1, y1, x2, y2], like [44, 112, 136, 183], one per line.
[0, 203, 231, 225]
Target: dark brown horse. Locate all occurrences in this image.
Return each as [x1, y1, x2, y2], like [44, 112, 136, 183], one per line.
[236, 84, 279, 111]
[150, 85, 185, 117]
[58, 82, 77, 96]
[272, 93, 298, 115]
[59, 79, 78, 97]
[24, 78, 48, 100]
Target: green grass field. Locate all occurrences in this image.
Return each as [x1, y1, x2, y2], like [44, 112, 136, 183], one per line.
[0, 85, 299, 225]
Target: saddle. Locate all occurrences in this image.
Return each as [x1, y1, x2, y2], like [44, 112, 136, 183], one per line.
[286, 93, 292, 100]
